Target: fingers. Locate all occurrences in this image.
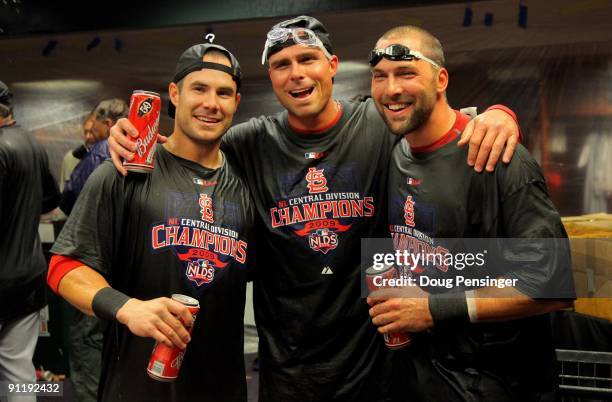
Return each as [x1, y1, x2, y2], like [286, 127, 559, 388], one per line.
[371, 311, 396, 327]
[122, 298, 193, 349]
[378, 322, 402, 334]
[457, 119, 474, 147]
[150, 328, 173, 348]
[466, 119, 487, 169]
[366, 296, 387, 306]
[469, 108, 521, 171]
[165, 299, 194, 328]
[371, 307, 407, 334]
[109, 146, 128, 176]
[161, 309, 190, 341]
[157, 133, 168, 144]
[368, 299, 396, 318]
[117, 118, 139, 139]
[472, 124, 498, 172]
[109, 118, 137, 161]
[156, 318, 188, 349]
[484, 128, 510, 172]
[502, 133, 519, 164]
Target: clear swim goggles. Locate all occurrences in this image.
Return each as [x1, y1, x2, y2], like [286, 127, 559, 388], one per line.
[369, 44, 440, 68]
[261, 27, 332, 65]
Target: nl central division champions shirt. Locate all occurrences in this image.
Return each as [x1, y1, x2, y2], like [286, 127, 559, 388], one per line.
[386, 110, 573, 398]
[223, 99, 396, 402]
[52, 146, 254, 402]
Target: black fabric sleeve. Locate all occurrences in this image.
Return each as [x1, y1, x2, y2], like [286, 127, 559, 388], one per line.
[51, 162, 125, 277]
[498, 147, 575, 299]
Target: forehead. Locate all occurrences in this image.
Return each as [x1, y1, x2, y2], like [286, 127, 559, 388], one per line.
[268, 43, 326, 62]
[183, 67, 236, 89]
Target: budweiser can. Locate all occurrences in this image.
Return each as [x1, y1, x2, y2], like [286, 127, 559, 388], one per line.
[365, 265, 412, 350]
[147, 294, 199, 382]
[123, 90, 161, 173]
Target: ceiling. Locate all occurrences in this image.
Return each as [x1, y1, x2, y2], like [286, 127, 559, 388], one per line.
[0, 0, 478, 37]
[1, 0, 611, 86]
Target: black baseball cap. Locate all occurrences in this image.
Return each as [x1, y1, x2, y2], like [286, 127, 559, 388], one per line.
[263, 15, 334, 62]
[168, 43, 242, 119]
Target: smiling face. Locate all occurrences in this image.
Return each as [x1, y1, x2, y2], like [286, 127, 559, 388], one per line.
[169, 52, 241, 146]
[267, 44, 338, 121]
[370, 37, 446, 136]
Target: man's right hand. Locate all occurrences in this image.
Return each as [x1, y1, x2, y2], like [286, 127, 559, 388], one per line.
[116, 297, 194, 349]
[108, 118, 167, 176]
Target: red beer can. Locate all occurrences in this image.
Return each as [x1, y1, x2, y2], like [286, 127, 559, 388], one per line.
[147, 294, 200, 382]
[123, 90, 161, 173]
[365, 265, 412, 350]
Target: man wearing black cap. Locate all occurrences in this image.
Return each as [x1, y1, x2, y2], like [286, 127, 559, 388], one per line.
[0, 80, 61, 402]
[48, 45, 254, 402]
[108, 16, 522, 402]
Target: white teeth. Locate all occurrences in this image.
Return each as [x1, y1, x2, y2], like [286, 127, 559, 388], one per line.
[290, 88, 313, 96]
[195, 116, 220, 123]
[387, 103, 408, 111]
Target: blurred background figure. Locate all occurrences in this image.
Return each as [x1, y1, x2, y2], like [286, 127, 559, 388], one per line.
[60, 98, 128, 216]
[59, 115, 95, 192]
[578, 125, 612, 213]
[0, 80, 60, 402]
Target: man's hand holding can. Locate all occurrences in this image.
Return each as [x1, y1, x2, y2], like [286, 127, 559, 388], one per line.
[108, 114, 168, 176]
[115, 296, 194, 349]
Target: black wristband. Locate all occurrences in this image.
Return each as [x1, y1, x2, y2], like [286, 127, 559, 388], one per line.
[428, 292, 469, 326]
[92, 287, 131, 321]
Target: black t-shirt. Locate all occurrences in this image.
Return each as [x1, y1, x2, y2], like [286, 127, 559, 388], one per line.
[0, 123, 60, 321]
[52, 146, 254, 402]
[222, 99, 396, 402]
[387, 110, 572, 396]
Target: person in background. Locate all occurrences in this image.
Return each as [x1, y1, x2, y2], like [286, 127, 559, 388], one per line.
[60, 98, 128, 216]
[0, 80, 61, 402]
[59, 115, 95, 192]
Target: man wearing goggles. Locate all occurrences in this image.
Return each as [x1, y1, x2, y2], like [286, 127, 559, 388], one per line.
[367, 25, 573, 402]
[109, 16, 524, 402]
[261, 27, 333, 65]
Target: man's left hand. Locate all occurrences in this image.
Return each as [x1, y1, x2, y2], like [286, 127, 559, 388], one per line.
[458, 108, 520, 172]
